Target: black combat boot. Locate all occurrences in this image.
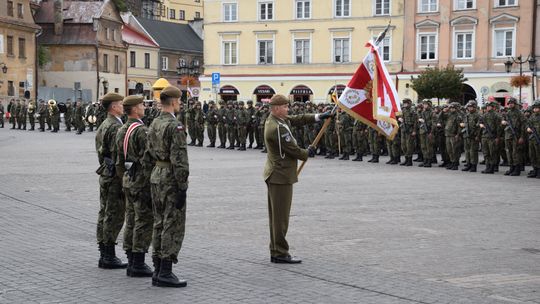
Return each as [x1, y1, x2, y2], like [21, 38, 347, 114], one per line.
[462, 163, 471, 171]
[391, 156, 400, 165]
[493, 164, 499, 172]
[504, 166, 515, 176]
[413, 155, 423, 162]
[261, 147, 267, 153]
[130, 252, 153, 277]
[325, 152, 334, 159]
[469, 164, 477, 172]
[98, 243, 105, 268]
[481, 164, 494, 174]
[248, 143, 253, 149]
[510, 167, 521, 176]
[527, 168, 538, 178]
[238, 144, 246, 151]
[431, 156, 438, 164]
[407, 157, 413, 166]
[188, 141, 195, 146]
[226, 145, 235, 150]
[196, 142, 203, 147]
[101, 244, 127, 269]
[399, 157, 408, 166]
[352, 153, 363, 162]
[152, 256, 161, 286]
[156, 259, 187, 288]
[372, 155, 379, 163]
[206, 143, 215, 148]
[340, 153, 349, 160]
[418, 160, 425, 167]
[500, 160, 509, 167]
[385, 157, 393, 164]
[451, 162, 459, 170]
[423, 159, 432, 167]
[126, 250, 133, 276]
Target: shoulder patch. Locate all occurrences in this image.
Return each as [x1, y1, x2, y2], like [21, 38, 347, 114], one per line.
[176, 124, 185, 132]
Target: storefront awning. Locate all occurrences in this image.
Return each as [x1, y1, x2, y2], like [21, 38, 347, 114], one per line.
[253, 85, 275, 95]
[220, 85, 239, 95]
[290, 85, 313, 95]
[328, 84, 346, 95]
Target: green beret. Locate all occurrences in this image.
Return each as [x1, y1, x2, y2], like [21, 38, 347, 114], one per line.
[161, 86, 181, 98]
[269, 94, 289, 106]
[488, 101, 499, 107]
[101, 92, 124, 107]
[123, 95, 144, 106]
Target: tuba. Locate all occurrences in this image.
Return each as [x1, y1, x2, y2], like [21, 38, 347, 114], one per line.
[28, 101, 36, 114]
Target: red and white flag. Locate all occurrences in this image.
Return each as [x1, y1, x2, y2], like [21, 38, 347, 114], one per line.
[337, 38, 401, 140]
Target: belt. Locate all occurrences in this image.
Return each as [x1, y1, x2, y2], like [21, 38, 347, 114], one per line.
[155, 160, 171, 168]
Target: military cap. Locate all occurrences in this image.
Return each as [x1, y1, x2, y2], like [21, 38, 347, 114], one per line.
[246, 100, 253, 104]
[208, 100, 216, 105]
[532, 100, 540, 108]
[466, 100, 477, 107]
[161, 86, 181, 98]
[238, 100, 244, 105]
[487, 101, 499, 107]
[507, 97, 518, 104]
[219, 100, 225, 104]
[255, 102, 263, 107]
[269, 94, 289, 106]
[402, 98, 412, 104]
[227, 100, 233, 105]
[233, 101, 238, 105]
[101, 92, 124, 108]
[123, 95, 144, 106]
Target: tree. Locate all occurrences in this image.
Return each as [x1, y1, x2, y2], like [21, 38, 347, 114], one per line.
[411, 65, 468, 105]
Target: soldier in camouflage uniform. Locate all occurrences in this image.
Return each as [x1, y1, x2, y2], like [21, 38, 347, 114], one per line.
[480, 101, 502, 174]
[206, 101, 218, 147]
[186, 100, 196, 146]
[193, 101, 205, 147]
[27, 99, 36, 131]
[259, 104, 270, 153]
[324, 114, 338, 159]
[146, 86, 189, 288]
[0, 100, 4, 128]
[18, 100, 27, 130]
[11, 99, 19, 129]
[225, 101, 238, 149]
[303, 102, 316, 149]
[367, 128, 380, 163]
[246, 100, 256, 148]
[236, 101, 249, 150]
[217, 100, 228, 148]
[337, 108, 353, 160]
[502, 98, 526, 176]
[115, 95, 154, 278]
[398, 98, 417, 166]
[526, 100, 540, 178]
[443, 102, 462, 170]
[74, 100, 85, 135]
[436, 105, 450, 167]
[253, 102, 264, 149]
[94, 92, 127, 269]
[352, 120, 367, 161]
[417, 99, 434, 167]
[461, 101, 481, 172]
[64, 100, 73, 132]
[49, 100, 60, 132]
[37, 100, 46, 131]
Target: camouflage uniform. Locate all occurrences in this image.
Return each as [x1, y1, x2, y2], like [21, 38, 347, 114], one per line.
[28, 100, 36, 131]
[64, 102, 72, 131]
[206, 101, 218, 147]
[417, 100, 434, 167]
[324, 116, 337, 159]
[480, 102, 502, 174]
[461, 101, 481, 172]
[337, 110, 353, 160]
[246, 101, 256, 148]
[18, 101, 27, 130]
[225, 102, 238, 149]
[37, 101, 46, 131]
[259, 105, 270, 152]
[526, 100, 540, 178]
[444, 103, 462, 170]
[236, 101, 249, 150]
[217, 101, 228, 148]
[399, 99, 417, 166]
[502, 98, 526, 176]
[49, 101, 60, 132]
[193, 102, 205, 146]
[352, 120, 368, 161]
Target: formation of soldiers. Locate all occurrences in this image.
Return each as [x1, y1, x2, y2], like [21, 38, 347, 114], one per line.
[0, 98, 106, 133]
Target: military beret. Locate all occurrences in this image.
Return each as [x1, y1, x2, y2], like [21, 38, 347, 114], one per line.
[161, 86, 181, 98]
[123, 95, 144, 106]
[246, 100, 253, 104]
[507, 97, 518, 104]
[102, 92, 124, 108]
[270, 94, 289, 106]
[532, 100, 540, 108]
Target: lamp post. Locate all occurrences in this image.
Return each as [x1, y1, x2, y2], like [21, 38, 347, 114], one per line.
[177, 58, 200, 101]
[529, 55, 537, 101]
[505, 55, 535, 103]
[0, 63, 8, 74]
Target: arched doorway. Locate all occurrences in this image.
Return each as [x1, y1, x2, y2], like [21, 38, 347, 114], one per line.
[327, 84, 346, 102]
[253, 85, 275, 103]
[290, 85, 313, 102]
[494, 89, 510, 107]
[459, 84, 477, 105]
[219, 85, 239, 102]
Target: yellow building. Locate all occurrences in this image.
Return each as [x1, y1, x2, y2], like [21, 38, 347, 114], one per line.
[200, 0, 404, 103]
[160, 0, 204, 24]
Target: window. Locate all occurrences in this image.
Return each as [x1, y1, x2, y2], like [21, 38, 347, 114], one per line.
[294, 39, 310, 63]
[494, 29, 514, 57]
[495, 0, 516, 7]
[374, 0, 390, 15]
[161, 56, 168, 70]
[7, 1, 14, 17]
[17, 3, 23, 18]
[8, 81, 14, 96]
[376, 37, 391, 61]
[335, 0, 351, 17]
[418, 33, 437, 60]
[130, 51, 136, 67]
[455, 0, 474, 9]
[144, 53, 150, 69]
[419, 0, 438, 13]
[195, 11, 200, 18]
[333, 38, 350, 63]
[112, 29, 116, 41]
[223, 3, 237, 22]
[7, 36, 14, 56]
[259, 1, 273, 20]
[179, 10, 185, 20]
[106, 28, 110, 40]
[114, 55, 119, 73]
[296, 0, 310, 19]
[170, 9, 175, 19]
[103, 54, 109, 72]
[455, 32, 473, 59]
[223, 41, 237, 65]
[258, 40, 273, 64]
[18, 38, 25, 58]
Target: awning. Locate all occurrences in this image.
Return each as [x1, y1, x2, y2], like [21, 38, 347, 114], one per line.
[290, 85, 313, 95]
[253, 85, 275, 95]
[328, 84, 346, 95]
[220, 85, 239, 95]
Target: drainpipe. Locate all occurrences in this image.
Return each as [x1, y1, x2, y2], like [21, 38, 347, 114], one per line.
[532, 1, 538, 100]
[96, 44, 100, 103]
[35, 28, 42, 100]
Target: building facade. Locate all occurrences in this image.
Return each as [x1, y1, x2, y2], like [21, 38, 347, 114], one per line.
[199, 0, 404, 103]
[401, 0, 536, 106]
[36, 0, 127, 103]
[133, 0, 203, 24]
[123, 24, 159, 100]
[0, 0, 40, 99]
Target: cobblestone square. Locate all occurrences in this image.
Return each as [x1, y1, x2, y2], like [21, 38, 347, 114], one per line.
[0, 129, 538, 304]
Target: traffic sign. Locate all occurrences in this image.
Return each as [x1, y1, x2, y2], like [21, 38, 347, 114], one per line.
[212, 73, 220, 85]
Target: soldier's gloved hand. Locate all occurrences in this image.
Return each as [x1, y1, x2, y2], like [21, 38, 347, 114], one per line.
[176, 190, 187, 210]
[307, 145, 316, 158]
[319, 111, 336, 120]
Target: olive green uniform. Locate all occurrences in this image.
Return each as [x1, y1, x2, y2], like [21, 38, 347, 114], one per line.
[444, 110, 462, 168]
[237, 105, 249, 149]
[50, 104, 60, 132]
[263, 113, 316, 258]
[206, 107, 218, 146]
[193, 108, 205, 146]
[337, 112, 353, 157]
[225, 107, 238, 149]
[418, 108, 434, 166]
[527, 111, 540, 176]
[28, 101, 36, 130]
[37, 103, 46, 131]
[480, 109, 501, 172]
[400, 107, 417, 159]
[147, 112, 189, 263]
[503, 107, 526, 168]
[64, 103, 72, 131]
[217, 106, 228, 148]
[462, 111, 481, 166]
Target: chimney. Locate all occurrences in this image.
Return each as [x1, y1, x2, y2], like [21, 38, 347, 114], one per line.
[54, 0, 63, 35]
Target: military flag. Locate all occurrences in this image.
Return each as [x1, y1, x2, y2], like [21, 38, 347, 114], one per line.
[337, 26, 401, 140]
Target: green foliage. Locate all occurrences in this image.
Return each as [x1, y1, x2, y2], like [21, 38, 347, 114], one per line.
[111, 0, 128, 12]
[411, 66, 468, 101]
[37, 46, 50, 68]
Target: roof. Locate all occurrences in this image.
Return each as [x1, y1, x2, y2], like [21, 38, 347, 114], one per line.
[35, 1, 109, 24]
[122, 24, 158, 48]
[135, 17, 203, 53]
[38, 24, 96, 45]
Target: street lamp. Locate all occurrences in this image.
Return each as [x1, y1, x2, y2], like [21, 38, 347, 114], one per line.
[0, 63, 7, 74]
[504, 55, 533, 103]
[528, 55, 537, 100]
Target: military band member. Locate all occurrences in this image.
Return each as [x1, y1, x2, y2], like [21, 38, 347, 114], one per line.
[64, 100, 73, 132]
[263, 94, 333, 264]
[95, 92, 127, 269]
[146, 86, 189, 288]
[37, 100, 47, 131]
[49, 100, 60, 132]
